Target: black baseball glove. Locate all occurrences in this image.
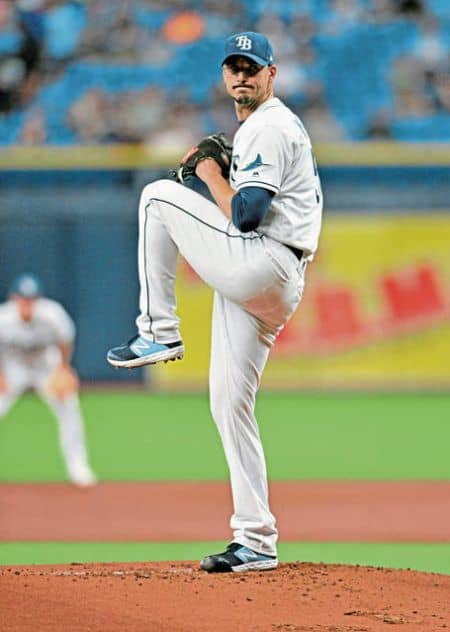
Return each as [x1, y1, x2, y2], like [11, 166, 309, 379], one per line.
[172, 133, 233, 184]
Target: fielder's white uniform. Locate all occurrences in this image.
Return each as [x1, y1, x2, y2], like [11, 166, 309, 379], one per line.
[136, 96, 322, 556]
[0, 297, 95, 485]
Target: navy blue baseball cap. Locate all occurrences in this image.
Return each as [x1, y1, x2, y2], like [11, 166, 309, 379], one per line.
[9, 273, 43, 298]
[222, 32, 274, 67]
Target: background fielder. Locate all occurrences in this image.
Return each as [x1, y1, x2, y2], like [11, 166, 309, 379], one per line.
[0, 273, 96, 487]
[107, 31, 322, 572]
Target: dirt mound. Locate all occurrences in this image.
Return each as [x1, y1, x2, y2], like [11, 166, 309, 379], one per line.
[2, 562, 449, 631]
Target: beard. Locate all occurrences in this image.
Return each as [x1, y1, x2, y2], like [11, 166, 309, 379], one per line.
[233, 95, 257, 107]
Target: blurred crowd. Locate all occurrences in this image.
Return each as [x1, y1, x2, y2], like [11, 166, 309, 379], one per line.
[0, 0, 449, 145]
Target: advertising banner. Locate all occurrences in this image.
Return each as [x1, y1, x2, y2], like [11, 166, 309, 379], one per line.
[153, 213, 450, 390]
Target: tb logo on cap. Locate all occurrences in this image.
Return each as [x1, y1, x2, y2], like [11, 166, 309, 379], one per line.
[235, 35, 252, 51]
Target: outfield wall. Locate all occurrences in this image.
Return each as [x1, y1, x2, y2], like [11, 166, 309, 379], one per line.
[1, 143, 449, 388]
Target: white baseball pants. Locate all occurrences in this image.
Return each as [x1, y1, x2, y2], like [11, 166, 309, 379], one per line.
[0, 362, 93, 483]
[137, 179, 307, 556]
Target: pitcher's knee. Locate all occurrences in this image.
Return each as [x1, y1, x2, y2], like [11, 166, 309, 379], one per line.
[141, 179, 182, 201]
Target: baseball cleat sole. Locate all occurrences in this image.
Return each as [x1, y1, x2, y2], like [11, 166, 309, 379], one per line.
[231, 559, 278, 572]
[107, 347, 184, 369]
[200, 557, 278, 573]
[200, 543, 278, 573]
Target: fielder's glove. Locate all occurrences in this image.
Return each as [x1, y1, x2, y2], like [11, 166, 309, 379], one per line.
[172, 133, 233, 184]
[46, 365, 79, 400]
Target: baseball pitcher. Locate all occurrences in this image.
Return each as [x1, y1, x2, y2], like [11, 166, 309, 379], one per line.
[0, 273, 96, 487]
[108, 32, 322, 571]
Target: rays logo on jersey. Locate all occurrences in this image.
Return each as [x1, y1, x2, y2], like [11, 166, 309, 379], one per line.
[231, 153, 270, 181]
[241, 154, 263, 171]
[235, 35, 252, 50]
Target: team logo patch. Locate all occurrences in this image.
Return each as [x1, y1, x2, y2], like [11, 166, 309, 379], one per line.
[235, 35, 252, 50]
[241, 153, 264, 171]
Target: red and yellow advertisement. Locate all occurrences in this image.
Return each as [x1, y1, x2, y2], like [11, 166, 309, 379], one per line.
[153, 213, 450, 390]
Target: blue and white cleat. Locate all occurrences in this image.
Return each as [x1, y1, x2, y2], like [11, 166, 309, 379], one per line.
[200, 542, 278, 573]
[107, 335, 184, 369]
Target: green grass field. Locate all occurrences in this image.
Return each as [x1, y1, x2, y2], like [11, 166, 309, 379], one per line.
[1, 391, 449, 572]
[2, 542, 450, 575]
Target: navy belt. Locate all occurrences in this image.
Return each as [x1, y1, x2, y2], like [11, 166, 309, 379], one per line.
[286, 245, 303, 261]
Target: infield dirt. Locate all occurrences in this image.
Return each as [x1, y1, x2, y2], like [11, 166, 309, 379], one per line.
[2, 481, 450, 630]
[2, 480, 449, 541]
[2, 561, 450, 631]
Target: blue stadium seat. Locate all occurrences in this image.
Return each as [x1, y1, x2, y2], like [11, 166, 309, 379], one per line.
[132, 6, 173, 30]
[0, 110, 25, 145]
[43, 2, 86, 60]
[315, 20, 419, 138]
[426, 0, 450, 20]
[0, 1, 448, 143]
[0, 30, 21, 55]
[391, 113, 450, 141]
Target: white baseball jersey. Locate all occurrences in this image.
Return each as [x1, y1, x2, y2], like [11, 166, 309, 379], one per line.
[0, 298, 75, 372]
[230, 96, 322, 257]
[0, 297, 95, 486]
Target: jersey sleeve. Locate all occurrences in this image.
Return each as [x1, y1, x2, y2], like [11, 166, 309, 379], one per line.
[231, 186, 274, 232]
[232, 125, 288, 194]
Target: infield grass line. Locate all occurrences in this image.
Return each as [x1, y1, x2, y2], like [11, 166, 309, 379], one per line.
[1, 542, 450, 575]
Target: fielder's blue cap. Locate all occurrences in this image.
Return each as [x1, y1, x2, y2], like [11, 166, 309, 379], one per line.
[9, 273, 43, 298]
[222, 31, 274, 67]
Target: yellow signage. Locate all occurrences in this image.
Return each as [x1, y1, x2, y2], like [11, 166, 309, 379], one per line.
[153, 213, 450, 390]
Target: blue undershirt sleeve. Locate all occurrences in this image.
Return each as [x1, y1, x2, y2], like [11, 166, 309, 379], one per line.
[182, 175, 214, 203]
[231, 186, 274, 233]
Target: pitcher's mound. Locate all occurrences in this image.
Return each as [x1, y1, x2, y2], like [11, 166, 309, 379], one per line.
[2, 561, 449, 631]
